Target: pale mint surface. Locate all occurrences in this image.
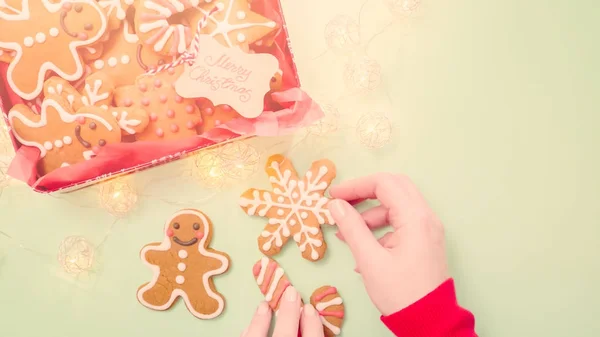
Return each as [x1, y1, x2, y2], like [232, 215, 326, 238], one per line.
[0, 0, 599, 336]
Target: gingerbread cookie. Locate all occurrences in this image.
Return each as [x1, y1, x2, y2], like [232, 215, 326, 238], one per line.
[252, 257, 294, 310]
[44, 74, 149, 136]
[196, 99, 242, 134]
[240, 154, 337, 261]
[114, 67, 202, 141]
[96, 0, 135, 31]
[134, 0, 214, 56]
[0, 48, 15, 63]
[137, 209, 230, 319]
[193, 0, 278, 47]
[311, 286, 345, 336]
[0, 0, 108, 100]
[8, 95, 122, 175]
[90, 21, 171, 87]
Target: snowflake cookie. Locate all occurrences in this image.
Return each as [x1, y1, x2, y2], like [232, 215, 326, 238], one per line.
[240, 154, 337, 261]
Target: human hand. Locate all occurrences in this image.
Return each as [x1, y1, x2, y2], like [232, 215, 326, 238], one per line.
[328, 173, 449, 316]
[242, 286, 324, 337]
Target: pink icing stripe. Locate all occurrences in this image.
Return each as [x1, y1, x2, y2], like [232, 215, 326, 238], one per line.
[260, 261, 276, 294]
[314, 287, 337, 302]
[319, 311, 344, 318]
[269, 280, 290, 308]
[146, 26, 169, 44]
[252, 261, 261, 277]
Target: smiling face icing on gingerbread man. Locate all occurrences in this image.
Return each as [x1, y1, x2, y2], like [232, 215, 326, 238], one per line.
[137, 209, 230, 319]
[0, 0, 107, 100]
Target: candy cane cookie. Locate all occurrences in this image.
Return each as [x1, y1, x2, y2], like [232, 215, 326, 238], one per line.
[134, 0, 214, 56]
[252, 257, 295, 311]
[311, 286, 345, 337]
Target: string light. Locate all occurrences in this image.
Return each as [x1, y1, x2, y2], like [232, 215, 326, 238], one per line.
[307, 103, 340, 136]
[193, 141, 260, 189]
[324, 15, 361, 53]
[356, 113, 393, 149]
[57, 236, 95, 275]
[384, 0, 422, 16]
[344, 55, 382, 93]
[99, 178, 138, 217]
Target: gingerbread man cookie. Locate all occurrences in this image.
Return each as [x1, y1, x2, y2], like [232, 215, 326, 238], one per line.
[114, 67, 202, 141]
[43, 74, 149, 136]
[137, 209, 230, 319]
[193, 0, 278, 48]
[89, 21, 171, 87]
[0, 0, 108, 100]
[8, 95, 122, 175]
[311, 286, 345, 336]
[240, 154, 337, 261]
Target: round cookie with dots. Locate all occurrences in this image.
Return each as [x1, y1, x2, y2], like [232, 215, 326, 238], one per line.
[114, 66, 203, 141]
[195, 99, 242, 134]
[7, 95, 122, 175]
[311, 286, 345, 337]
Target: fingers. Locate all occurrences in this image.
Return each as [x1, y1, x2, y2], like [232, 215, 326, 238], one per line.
[378, 232, 395, 249]
[329, 199, 383, 266]
[243, 302, 272, 337]
[301, 304, 325, 337]
[336, 205, 389, 242]
[272, 287, 302, 337]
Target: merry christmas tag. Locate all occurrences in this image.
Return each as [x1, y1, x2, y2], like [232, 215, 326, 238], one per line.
[175, 35, 279, 119]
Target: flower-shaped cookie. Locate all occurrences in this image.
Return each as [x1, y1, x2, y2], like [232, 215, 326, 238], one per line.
[240, 154, 337, 261]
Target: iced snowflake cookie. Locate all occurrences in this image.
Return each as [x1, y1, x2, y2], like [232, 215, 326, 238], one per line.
[137, 209, 230, 319]
[240, 154, 336, 261]
[311, 286, 345, 336]
[43, 74, 149, 136]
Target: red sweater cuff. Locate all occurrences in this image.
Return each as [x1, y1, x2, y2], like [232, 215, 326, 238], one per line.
[380, 279, 477, 337]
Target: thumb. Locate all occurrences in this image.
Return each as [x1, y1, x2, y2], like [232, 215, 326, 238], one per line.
[329, 199, 382, 265]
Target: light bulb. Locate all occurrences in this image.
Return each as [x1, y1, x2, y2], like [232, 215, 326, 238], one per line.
[356, 113, 393, 149]
[324, 15, 361, 53]
[57, 236, 95, 275]
[384, 0, 421, 16]
[99, 178, 138, 217]
[344, 56, 382, 93]
[193, 141, 259, 189]
[307, 104, 340, 136]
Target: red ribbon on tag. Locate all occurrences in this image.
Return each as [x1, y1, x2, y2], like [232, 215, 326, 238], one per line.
[144, 6, 219, 76]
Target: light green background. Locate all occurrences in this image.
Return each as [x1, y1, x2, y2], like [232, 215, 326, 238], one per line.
[1, 0, 599, 336]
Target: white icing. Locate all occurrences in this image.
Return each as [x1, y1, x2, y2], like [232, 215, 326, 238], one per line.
[0, 0, 108, 100]
[175, 275, 185, 284]
[321, 317, 341, 336]
[54, 140, 63, 148]
[316, 297, 343, 311]
[8, 99, 114, 158]
[137, 210, 229, 319]
[94, 60, 105, 70]
[35, 33, 46, 43]
[23, 37, 33, 47]
[108, 57, 118, 67]
[63, 136, 72, 145]
[83, 150, 95, 160]
[154, 26, 175, 52]
[236, 11, 246, 20]
[83, 79, 110, 106]
[43, 141, 52, 150]
[239, 160, 334, 258]
[121, 55, 130, 64]
[177, 262, 186, 271]
[178, 250, 188, 258]
[49, 28, 59, 37]
[264, 267, 284, 301]
[195, 0, 278, 47]
[256, 256, 269, 286]
[97, 0, 134, 20]
[122, 21, 140, 44]
[114, 110, 142, 135]
[60, 162, 70, 168]
[237, 33, 246, 43]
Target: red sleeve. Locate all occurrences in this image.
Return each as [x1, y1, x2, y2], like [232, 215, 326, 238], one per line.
[380, 279, 477, 337]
